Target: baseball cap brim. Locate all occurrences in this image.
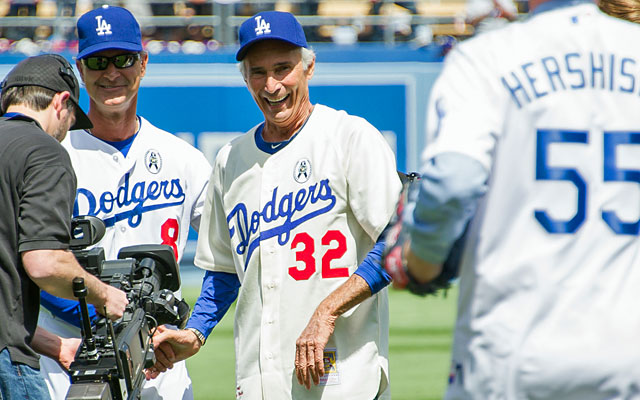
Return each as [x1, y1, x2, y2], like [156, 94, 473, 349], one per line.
[77, 41, 143, 59]
[69, 97, 92, 130]
[236, 37, 305, 61]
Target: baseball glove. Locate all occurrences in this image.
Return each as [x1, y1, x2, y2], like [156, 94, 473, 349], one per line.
[382, 171, 465, 296]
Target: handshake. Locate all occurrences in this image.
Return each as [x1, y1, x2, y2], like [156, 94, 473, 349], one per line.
[381, 172, 463, 296]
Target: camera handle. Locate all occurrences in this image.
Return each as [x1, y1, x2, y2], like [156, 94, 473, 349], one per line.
[105, 306, 126, 380]
[72, 277, 98, 359]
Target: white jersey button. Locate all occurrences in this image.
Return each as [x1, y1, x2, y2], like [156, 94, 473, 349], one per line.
[113, 155, 118, 162]
[120, 226, 126, 232]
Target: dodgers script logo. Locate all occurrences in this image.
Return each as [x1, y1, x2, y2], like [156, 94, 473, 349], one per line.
[227, 179, 336, 269]
[95, 15, 112, 36]
[74, 173, 186, 228]
[254, 16, 271, 35]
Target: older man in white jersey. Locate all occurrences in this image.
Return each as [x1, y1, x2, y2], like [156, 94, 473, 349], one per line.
[385, 0, 640, 398]
[148, 10, 402, 400]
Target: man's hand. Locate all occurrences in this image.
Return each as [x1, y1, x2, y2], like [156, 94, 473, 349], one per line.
[294, 274, 371, 390]
[295, 310, 337, 389]
[31, 327, 81, 371]
[58, 337, 82, 370]
[146, 326, 202, 380]
[98, 285, 129, 320]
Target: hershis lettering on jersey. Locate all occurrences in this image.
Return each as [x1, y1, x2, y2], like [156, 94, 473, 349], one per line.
[227, 178, 336, 270]
[502, 51, 640, 108]
[73, 172, 186, 228]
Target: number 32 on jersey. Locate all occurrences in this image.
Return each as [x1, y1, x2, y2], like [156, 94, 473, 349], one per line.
[288, 230, 349, 280]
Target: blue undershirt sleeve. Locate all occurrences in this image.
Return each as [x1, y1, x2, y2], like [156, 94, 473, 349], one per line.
[186, 270, 241, 339]
[40, 291, 97, 328]
[354, 238, 391, 295]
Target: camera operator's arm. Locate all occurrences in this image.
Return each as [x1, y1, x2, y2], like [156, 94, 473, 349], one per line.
[22, 248, 128, 319]
[30, 327, 81, 370]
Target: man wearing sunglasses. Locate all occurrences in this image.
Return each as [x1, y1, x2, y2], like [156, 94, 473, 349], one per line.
[37, 5, 211, 400]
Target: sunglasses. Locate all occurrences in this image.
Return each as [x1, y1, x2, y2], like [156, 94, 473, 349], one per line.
[82, 53, 141, 71]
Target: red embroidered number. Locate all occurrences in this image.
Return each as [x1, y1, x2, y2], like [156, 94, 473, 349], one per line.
[161, 218, 179, 260]
[288, 230, 348, 280]
[321, 230, 349, 278]
[288, 232, 315, 280]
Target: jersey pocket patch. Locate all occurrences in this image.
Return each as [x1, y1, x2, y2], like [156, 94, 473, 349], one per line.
[320, 348, 340, 386]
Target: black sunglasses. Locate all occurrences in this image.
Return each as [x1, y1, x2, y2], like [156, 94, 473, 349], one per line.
[82, 53, 141, 71]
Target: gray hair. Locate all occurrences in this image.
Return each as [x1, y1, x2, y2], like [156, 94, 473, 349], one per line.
[238, 46, 316, 80]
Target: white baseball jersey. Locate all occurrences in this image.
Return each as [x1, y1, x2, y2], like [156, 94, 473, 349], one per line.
[195, 104, 401, 400]
[38, 116, 211, 400]
[424, 2, 640, 398]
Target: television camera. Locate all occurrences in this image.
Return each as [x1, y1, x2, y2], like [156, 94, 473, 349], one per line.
[65, 216, 189, 400]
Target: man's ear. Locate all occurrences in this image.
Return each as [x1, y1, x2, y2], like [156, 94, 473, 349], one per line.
[52, 91, 71, 115]
[140, 52, 149, 78]
[305, 57, 316, 80]
[75, 59, 85, 82]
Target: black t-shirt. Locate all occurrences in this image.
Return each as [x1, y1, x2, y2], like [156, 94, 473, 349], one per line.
[0, 115, 76, 368]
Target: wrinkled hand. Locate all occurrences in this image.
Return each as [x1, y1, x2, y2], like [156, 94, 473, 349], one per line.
[295, 312, 337, 390]
[58, 337, 82, 371]
[145, 326, 201, 380]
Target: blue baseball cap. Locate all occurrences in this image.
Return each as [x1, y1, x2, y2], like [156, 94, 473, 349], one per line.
[77, 5, 142, 59]
[236, 11, 307, 61]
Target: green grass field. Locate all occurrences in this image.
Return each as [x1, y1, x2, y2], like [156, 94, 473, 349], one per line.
[182, 286, 457, 400]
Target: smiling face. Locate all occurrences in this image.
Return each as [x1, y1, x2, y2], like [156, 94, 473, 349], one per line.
[244, 40, 315, 140]
[77, 49, 148, 115]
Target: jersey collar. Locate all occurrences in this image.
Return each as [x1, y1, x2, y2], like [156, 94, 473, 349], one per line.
[2, 112, 43, 130]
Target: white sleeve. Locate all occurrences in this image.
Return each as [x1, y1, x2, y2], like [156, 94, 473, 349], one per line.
[194, 149, 236, 274]
[424, 42, 503, 171]
[344, 118, 403, 240]
[189, 152, 213, 232]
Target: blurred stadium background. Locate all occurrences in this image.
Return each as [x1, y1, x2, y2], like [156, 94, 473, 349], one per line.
[0, 0, 514, 48]
[0, 1, 530, 397]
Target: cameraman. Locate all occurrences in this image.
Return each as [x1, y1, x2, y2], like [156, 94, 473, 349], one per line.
[0, 54, 128, 399]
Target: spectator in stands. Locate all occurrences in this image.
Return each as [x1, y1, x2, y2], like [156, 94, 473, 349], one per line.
[181, 0, 214, 42]
[3, 0, 37, 41]
[295, 1, 323, 42]
[234, 0, 274, 16]
[359, 0, 418, 42]
[466, 0, 519, 34]
[149, 1, 185, 41]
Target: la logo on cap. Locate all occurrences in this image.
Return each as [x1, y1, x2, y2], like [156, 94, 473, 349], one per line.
[95, 14, 112, 36]
[254, 16, 271, 35]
